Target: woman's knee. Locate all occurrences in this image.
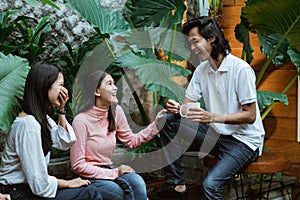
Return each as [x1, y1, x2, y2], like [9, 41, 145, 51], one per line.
[122, 173, 146, 190]
[90, 180, 124, 199]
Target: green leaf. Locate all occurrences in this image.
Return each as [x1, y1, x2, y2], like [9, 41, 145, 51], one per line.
[258, 33, 290, 66]
[256, 90, 288, 112]
[115, 52, 191, 102]
[0, 53, 30, 131]
[287, 46, 300, 74]
[24, 0, 60, 9]
[24, 0, 38, 7]
[234, 22, 253, 64]
[34, 16, 51, 41]
[0, 10, 18, 44]
[64, 0, 130, 36]
[124, 0, 186, 28]
[40, 0, 60, 10]
[242, 0, 300, 53]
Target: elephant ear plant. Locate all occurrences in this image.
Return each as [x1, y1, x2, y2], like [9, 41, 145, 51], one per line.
[0, 53, 30, 131]
[235, 0, 300, 119]
[64, 0, 191, 155]
[64, 0, 191, 119]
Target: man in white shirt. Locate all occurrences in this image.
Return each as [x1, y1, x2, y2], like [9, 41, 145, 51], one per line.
[148, 16, 265, 200]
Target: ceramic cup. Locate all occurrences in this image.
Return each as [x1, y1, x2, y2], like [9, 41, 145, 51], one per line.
[4, 194, 11, 200]
[179, 102, 201, 117]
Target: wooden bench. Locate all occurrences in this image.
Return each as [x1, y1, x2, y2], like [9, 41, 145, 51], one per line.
[203, 151, 291, 199]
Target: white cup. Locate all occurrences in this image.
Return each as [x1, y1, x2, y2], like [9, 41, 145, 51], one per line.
[179, 102, 201, 117]
[4, 194, 11, 200]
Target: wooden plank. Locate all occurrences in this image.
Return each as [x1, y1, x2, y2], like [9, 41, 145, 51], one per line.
[222, 0, 246, 6]
[263, 118, 297, 141]
[256, 70, 298, 93]
[262, 96, 297, 118]
[221, 7, 243, 28]
[263, 140, 300, 163]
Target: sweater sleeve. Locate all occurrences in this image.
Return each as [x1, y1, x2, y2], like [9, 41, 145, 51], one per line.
[70, 119, 119, 180]
[16, 119, 57, 198]
[115, 106, 159, 148]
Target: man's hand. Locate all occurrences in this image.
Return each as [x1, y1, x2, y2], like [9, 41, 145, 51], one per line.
[166, 99, 180, 114]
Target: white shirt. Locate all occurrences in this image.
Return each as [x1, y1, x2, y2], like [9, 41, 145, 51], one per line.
[185, 54, 265, 154]
[0, 115, 76, 198]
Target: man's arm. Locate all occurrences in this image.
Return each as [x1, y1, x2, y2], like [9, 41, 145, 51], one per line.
[188, 102, 257, 124]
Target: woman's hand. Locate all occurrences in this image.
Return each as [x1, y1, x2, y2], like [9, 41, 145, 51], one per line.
[58, 177, 91, 189]
[154, 109, 167, 125]
[165, 99, 180, 114]
[57, 87, 69, 112]
[117, 165, 135, 177]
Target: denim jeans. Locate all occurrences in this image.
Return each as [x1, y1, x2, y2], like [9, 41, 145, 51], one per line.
[159, 114, 259, 200]
[90, 172, 147, 200]
[0, 184, 102, 200]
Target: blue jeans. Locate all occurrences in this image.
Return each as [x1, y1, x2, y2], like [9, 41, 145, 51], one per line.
[90, 172, 147, 200]
[159, 114, 259, 200]
[1, 184, 102, 200]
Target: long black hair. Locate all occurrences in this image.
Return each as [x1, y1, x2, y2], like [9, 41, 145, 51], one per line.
[183, 16, 231, 61]
[22, 62, 60, 155]
[78, 69, 116, 132]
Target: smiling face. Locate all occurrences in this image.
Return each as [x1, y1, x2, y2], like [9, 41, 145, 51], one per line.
[48, 72, 65, 107]
[188, 26, 213, 62]
[95, 74, 118, 109]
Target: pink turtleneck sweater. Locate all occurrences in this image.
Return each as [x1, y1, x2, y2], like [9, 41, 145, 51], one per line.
[70, 105, 159, 180]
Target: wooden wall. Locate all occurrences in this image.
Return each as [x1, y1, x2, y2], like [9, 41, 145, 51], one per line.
[221, 0, 300, 188]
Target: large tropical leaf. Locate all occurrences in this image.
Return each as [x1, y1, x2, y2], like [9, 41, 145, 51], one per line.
[124, 0, 186, 29]
[256, 90, 288, 112]
[0, 53, 30, 131]
[115, 52, 191, 102]
[64, 0, 130, 36]
[242, 0, 300, 53]
[258, 33, 290, 66]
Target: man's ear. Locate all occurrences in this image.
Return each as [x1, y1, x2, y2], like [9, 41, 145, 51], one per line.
[95, 88, 101, 97]
[209, 36, 216, 44]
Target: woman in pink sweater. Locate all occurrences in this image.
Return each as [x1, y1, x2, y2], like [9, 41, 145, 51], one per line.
[70, 69, 165, 200]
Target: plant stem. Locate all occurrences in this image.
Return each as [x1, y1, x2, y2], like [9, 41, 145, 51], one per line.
[256, 35, 286, 87]
[153, 91, 158, 111]
[167, 24, 177, 62]
[241, 49, 245, 60]
[104, 38, 115, 58]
